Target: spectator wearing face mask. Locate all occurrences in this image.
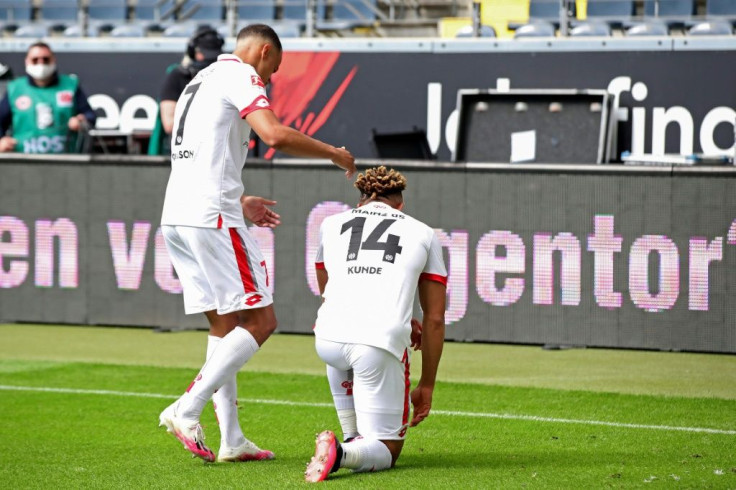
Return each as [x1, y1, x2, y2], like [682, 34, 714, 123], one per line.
[0, 42, 97, 154]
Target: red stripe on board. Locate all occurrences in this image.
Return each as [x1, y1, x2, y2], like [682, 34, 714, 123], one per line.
[315, 262, 325, 270]
[229, 228, 257, 293]
[419, 272, 447, 286]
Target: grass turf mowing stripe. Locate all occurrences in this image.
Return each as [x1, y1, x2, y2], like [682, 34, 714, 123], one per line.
[2, 384, 734, 436]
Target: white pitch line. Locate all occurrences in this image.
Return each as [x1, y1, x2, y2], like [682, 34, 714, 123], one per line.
[1, 384, 734, 436]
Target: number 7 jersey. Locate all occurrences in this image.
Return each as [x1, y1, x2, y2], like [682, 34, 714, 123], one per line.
[314, 201, 448, 360]
[161, 54, 271, 229]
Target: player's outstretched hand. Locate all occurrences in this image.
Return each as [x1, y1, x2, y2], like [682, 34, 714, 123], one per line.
[241, 196, 281, 228]
[332, 146, 356, 179]
[410, 318, 422, 351]
[409, 383, 433, 427]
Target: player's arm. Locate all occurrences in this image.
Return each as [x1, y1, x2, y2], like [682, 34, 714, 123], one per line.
[410, 278, 446, 427]
[246, 109, 356, 178]
[316, 267, 328, 296]
[160, 100, 177, 134]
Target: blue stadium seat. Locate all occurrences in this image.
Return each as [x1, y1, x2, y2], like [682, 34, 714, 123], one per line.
[182, 0, 224, 21]
[514, 21, 556, 37]
[688, 19, 733, 34]
[88, 0, 129, 21]
[237, 0, 276, 21]
[135, 0, 175, 21]
[706, 0, 736, 17]
[455, 24, 496, 37]
[0, 0, 32, 22]
[644, 0, 695, 17]
[63, 23, 104, 36]
[585, 0, 636, 19]
[570, 21, 612, 35]
[626, 21, 669, 35]
[39, 0, 80, 22]
[162, 22, 199, 36]
[529, 0, 576, 22]
[13, 24, 51, 37]
[331, 0, 376, 21]
[282, 0, 326, 21]
[110, 23, 147, 36]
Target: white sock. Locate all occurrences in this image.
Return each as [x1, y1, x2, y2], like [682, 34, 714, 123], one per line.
[179, 327, 259, 421]
[207, 335, 246, 449]
[341, 438, 393, 473]
[326, 366, 358, 441]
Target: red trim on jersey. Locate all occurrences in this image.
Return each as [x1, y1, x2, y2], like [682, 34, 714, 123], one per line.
[419, 272, 448, 286]
[400, 349, 411, 437]
[240, 95, 271, 119]
[217, 214, 223, 229]
[229, 228, 257, 293]
[315, 262, 325, 270]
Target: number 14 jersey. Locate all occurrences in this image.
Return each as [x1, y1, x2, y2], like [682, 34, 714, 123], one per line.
[161, 54, 271, 229]
[314, 201, 448, 360]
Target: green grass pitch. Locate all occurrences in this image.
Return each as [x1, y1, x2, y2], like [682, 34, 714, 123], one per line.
[1, 324, 735, 488]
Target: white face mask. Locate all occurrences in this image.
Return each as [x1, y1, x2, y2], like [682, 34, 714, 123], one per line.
[26, 63, 56, 81]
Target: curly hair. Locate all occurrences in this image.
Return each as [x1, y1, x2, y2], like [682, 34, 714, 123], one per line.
[354, 166, 407, 200]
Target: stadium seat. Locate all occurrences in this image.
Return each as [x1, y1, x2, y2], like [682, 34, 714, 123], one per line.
[88, 0, 129, 21]
[514, 20, 556, 37]
[569, 21, 612, 35]
[529, 0, 576, 23]
[162, 22, 199, 36]
[575, 0, 635, 32]
[109, 23, 147, 36]
[688, 19, 734, 34]
[706, 0, 736, 17]
[236, 0, 276, 21]
[626, 21, 668, 35]
[455, 24, 496, 36]
[135, 0, 176, 21]
[181, 0, 224, 21]
[585, 0, 636, 19]
[63, 23, 104, 36]
[13, 24, 52, 37]
[282, 0, 326, 21]
[39, 0, 80, 23]
[643, 0, 695, 18]
[331, 0, 377, 22]
[0, 0, 32, 22]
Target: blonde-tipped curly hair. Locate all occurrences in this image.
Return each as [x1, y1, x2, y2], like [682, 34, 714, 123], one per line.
[354, 166, 407, 200]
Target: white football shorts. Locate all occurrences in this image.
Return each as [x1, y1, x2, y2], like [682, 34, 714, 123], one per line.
[315, 338, 410, 440]
[162, 225, 273, 315]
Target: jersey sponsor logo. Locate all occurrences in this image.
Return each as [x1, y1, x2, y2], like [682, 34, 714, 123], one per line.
[340, 380, 353, 395]
[56, 90, 74, 107]
[245, 293, 263, 306]
[15, 95, 31, 111]
[170, 149, 195, 160]
[251, 75, 265, 87]
[347, 266, 383, 275]
[23, 135, 66, 153]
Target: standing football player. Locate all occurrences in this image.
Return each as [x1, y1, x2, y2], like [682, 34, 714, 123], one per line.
[158, 24, 355, 463]
[305, 166, 447, 482]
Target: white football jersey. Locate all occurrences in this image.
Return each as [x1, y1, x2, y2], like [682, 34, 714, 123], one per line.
[314, 201, 447, 360]
[161, 54, 271, 228]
